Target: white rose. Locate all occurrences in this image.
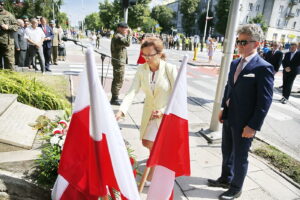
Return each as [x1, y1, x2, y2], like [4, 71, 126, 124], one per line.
[50, 135, 60, 146]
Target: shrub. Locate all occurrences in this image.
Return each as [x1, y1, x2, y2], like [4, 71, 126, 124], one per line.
[0, 70, 70, 112]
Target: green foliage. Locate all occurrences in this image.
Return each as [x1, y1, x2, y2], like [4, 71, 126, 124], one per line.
[215, 0, 231, 35]
[198, 10, 215, 36]
[180, 0, 200, 35]
[99, 0, 122, 29]
[248, 14, 268, 33]
[0, 70, 70, 112]
[85, 12, 103, 31]
[3, 0, 64, 21]
[151, 5, 174, 33]
[128, 3, 151, 29]
[28, 115, 69, 189]
[56, 12, 69, 29]
[140, 16, 158, 33]
[254, 146, 300, 184]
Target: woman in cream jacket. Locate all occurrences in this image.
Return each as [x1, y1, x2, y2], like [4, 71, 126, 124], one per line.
[116, 37, 177, 183]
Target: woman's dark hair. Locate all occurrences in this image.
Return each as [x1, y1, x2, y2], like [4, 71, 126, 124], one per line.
[141, 37, 166, 60]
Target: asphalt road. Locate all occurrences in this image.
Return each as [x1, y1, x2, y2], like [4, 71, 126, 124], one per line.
[49, 37, 300, 161]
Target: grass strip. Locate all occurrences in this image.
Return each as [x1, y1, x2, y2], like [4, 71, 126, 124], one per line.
[253, 144, 300, 185]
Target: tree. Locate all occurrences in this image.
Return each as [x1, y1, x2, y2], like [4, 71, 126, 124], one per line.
[141, 16, 158, 33]
[99, 0, 121, 29]
[215, 0, 231, 35]
[151, 5, 174, 33]
[128, 2, 151, 29]
[180, 0, 200, 35]
[249, 14, 268, 33]
[56, 12, 69, 29]
[3, 0, 64, 22]
[84, 12, 103, 31]
[198, 10, 215, 36]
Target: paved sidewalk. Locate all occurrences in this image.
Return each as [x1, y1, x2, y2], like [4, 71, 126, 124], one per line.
[111, 91, 300, 200]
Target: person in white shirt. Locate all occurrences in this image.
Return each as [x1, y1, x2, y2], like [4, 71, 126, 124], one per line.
[24, 18, 46, 73]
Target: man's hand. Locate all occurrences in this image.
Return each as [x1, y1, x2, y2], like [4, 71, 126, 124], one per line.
[218, 110, 224, 123]
[151, 110, 162, 120]
[127, 28, 132, 35]
[16, 48, 20, 51]
[285, 67, 291, 72]
[1, 24, 8, 30]
[242, 126, 256, 138]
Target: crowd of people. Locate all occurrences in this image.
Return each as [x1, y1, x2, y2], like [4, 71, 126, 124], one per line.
[0, 2, 66, 73]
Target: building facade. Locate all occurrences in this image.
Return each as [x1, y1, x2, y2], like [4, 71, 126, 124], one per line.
[164, 0, 300, 42]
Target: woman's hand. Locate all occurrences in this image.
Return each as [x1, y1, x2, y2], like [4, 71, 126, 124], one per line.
[115, 111, 124, 121]
[151, 110, 163, 120]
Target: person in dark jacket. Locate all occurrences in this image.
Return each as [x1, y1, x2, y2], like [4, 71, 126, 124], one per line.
[281, 43, 300, 104]
[264, 42, 283, 73]
[14, 19, 28, 67]
[207, 24, 274, 200]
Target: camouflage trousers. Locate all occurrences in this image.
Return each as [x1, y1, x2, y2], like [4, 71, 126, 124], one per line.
[111, 64, 125, 99]
[0, 43, 15, 70]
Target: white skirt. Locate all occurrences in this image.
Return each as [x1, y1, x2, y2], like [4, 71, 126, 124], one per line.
[143, 118, 162, 142]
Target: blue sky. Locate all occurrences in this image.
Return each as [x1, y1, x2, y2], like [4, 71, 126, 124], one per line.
[61, 0, 163, 26]
[61, 0, 100, 26]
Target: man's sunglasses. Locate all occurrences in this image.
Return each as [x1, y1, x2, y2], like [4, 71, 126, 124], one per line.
[236, 40, 257, 46]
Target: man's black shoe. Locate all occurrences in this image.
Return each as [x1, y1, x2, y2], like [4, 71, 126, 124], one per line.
[46, 69, 52, 72]
[207, 178, 230, 188]
[110, 99, 122, 106]
[219, 189, 241, 200]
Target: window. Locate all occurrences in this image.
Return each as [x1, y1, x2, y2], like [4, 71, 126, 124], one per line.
[246, 16, 249, 23]
[279, 5, 284, 13]
[256, 5, 260, 11]
[277, 19, 281, 26]
[293, 22, 296, 29]
[249, 3, 253, 11]
[284, 20, 288, 27]
[273, 33, 278, 41]
[281, 35, 286, 43]
[297, 9, 300, 16]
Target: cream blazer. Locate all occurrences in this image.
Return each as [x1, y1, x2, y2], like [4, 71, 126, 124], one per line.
[119, 60, 178, 140]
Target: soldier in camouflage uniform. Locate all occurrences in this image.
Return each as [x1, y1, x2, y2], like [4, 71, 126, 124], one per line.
[110, 22, 131, 105]
[0, 0, 18, 70]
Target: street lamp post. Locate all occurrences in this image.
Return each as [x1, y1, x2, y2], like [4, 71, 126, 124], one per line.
[202, 0, 211, 52]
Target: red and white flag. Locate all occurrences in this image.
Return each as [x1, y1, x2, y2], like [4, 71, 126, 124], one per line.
[146, 55, 190, 200]
[51, 48, 140, 200]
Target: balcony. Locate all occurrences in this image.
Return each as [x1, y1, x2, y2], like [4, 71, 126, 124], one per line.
[286, 12, 296, 18]
[289, 0, 298, 6]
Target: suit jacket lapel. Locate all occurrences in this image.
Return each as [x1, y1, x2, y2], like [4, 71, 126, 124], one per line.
[234, 55, 258, 85]
[154, 60, 165, 97]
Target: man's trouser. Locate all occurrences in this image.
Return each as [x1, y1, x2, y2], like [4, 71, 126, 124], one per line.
[0, 43, 15, 70]
[111, 64, 125, 99]
[52, 46, 58, 64]
[28, 45, 45, 72]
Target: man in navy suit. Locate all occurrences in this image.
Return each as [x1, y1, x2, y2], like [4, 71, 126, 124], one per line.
[207, 24, 274, 200]
[39, 17, 53, 72]
[264, 42, 283, 73]
[281, 43, 300, 104]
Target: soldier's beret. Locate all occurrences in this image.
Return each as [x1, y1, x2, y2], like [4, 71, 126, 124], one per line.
[117, 22, 128, 28]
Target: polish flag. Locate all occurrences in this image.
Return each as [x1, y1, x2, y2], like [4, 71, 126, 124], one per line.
[146, 56, 190, 200]
[51, 48, 140, 200]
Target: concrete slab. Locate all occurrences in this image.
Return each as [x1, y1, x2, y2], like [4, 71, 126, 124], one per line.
[0, 102, 45, 149]
[0, 94, 17, 117]
[0, 150, 40, 163]
[248, 169, 300, 199]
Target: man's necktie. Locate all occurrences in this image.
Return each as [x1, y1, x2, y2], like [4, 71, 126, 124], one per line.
[234, 58, 246, 83]
[43, 26, 46, 34]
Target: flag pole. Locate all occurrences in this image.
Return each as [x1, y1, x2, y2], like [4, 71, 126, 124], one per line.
[138, 167, 151, 193]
